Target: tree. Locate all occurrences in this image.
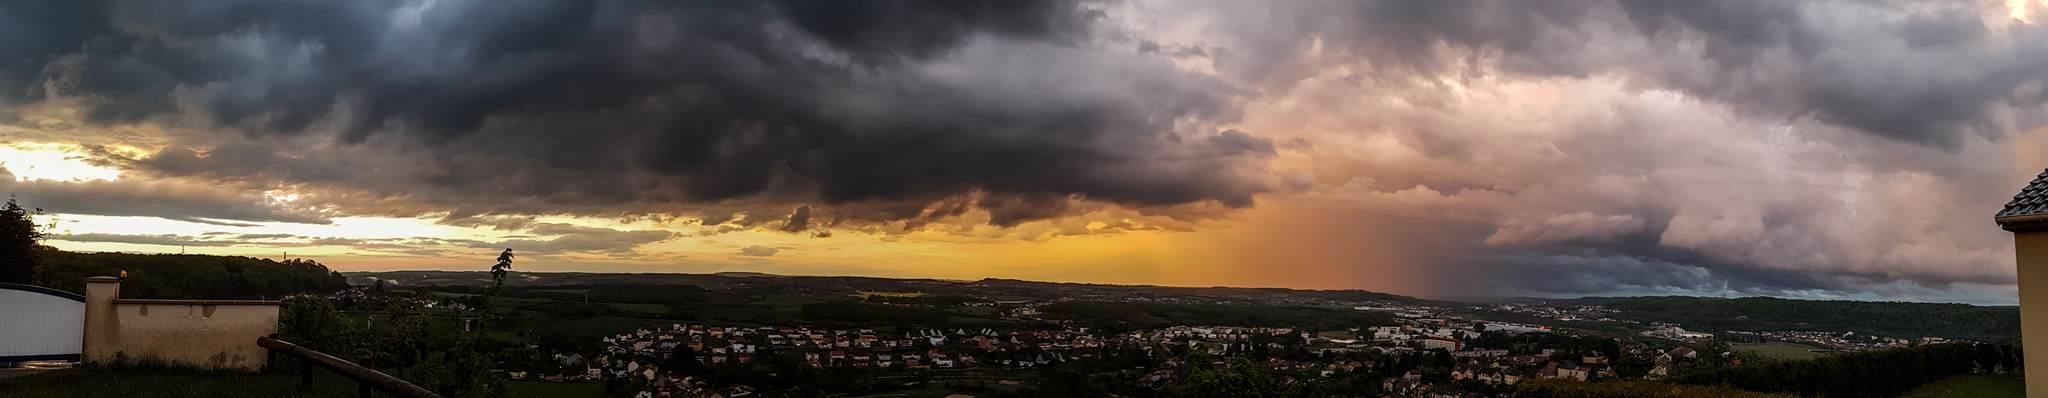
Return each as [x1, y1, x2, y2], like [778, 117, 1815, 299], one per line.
[0, 197, 44, 284]
[490, 248, 514, 294]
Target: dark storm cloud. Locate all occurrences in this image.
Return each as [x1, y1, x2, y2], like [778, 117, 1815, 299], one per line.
[1613, 1, 2048, 148]
[0, 0, 1281, 226]
[1459, 243, 2015, 304]
[780, 205, 812, 233]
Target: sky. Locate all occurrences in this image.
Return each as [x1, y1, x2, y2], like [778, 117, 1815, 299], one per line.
[4, 0, 2048, 304]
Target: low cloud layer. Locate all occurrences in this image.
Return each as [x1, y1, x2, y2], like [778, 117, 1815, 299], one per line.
[0, 165, 329, 225]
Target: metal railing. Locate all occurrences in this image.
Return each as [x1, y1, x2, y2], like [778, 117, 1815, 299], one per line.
[257, 336, 441, 398]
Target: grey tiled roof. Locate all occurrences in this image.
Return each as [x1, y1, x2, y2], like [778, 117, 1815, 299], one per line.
[2000, 168, 2048, 218]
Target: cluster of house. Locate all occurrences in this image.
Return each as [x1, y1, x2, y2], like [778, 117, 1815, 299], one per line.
[1382, 347, 1717, 397]
[549, 307, 1774, 398]
[325, 286, 474, 312]
[592, 323, 1118, 373]
[1483, 303, 1629, 323]
[1640, 324, 1716, 340]
[1113, 326, 1301, 353]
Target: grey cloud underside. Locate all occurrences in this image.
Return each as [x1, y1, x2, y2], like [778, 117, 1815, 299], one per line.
[1, 0, 1279, 227]
[1471, 235, 2014, 300]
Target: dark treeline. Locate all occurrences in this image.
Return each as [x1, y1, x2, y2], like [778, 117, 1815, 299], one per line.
[863, 294, 990, 307]
[32, 249, 348, 299]
[1668, 343, 2021, 397]
[1573, 296, 2022, 342]
[429, 283, 707, 305]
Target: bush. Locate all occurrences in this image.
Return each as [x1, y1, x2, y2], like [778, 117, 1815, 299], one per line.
[1667, 343, 2017, 397]
[277, 296, 503, 398]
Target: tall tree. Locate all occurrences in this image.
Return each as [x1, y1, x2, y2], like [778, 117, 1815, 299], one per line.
[490, 248, 514, 294]
[0, 197, 42, 284]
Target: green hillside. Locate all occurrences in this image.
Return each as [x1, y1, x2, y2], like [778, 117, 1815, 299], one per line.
[1568, 296, 2020, 342]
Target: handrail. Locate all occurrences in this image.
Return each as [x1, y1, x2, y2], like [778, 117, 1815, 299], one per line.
[257, 336, 442, 398]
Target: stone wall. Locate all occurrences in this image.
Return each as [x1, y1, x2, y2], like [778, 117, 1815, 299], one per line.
[82, 277, 279, 371]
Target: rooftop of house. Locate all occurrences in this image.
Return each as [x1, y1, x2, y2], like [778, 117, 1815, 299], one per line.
[1999, 168, 2048, 219]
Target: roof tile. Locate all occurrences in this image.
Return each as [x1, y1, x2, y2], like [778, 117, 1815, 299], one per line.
[1999, 168, 2048, 218]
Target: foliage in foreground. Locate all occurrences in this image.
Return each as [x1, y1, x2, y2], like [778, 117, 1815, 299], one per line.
[279, 296, 504, 398]
[1668, 343, 2019, 397]
[0, 197, 42, 284]
[1898, 374, 2026, 398]
[0, 363, 356, 398]
[1574, 296, 2021, 343]
[1515, 379, 1795, 398]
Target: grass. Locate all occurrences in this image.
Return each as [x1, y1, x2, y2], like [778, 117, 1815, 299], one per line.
[0, 366, 358, 398]
[1730, 341, 1826, 360]
[506, 380, 604, 397]
[1899, 374, 2025, 398]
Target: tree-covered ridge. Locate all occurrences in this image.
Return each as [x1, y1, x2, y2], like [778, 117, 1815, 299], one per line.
[32, 249, 349, 299]
[1567, 296, 2020, 342]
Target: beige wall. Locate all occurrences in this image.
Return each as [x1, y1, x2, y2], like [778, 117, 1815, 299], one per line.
[82, 278, 279, 371]
[2015, 232, 2048, 398]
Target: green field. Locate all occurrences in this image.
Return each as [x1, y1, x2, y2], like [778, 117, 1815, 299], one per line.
[1900, 374, 2025, 398]
[1731, 341, 1826, 360]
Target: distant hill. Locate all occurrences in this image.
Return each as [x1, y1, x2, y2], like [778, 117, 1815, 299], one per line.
[1559, 296, 2020, 342]
[347, 270, 1437, 305]
[711, 271, 778, 278]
